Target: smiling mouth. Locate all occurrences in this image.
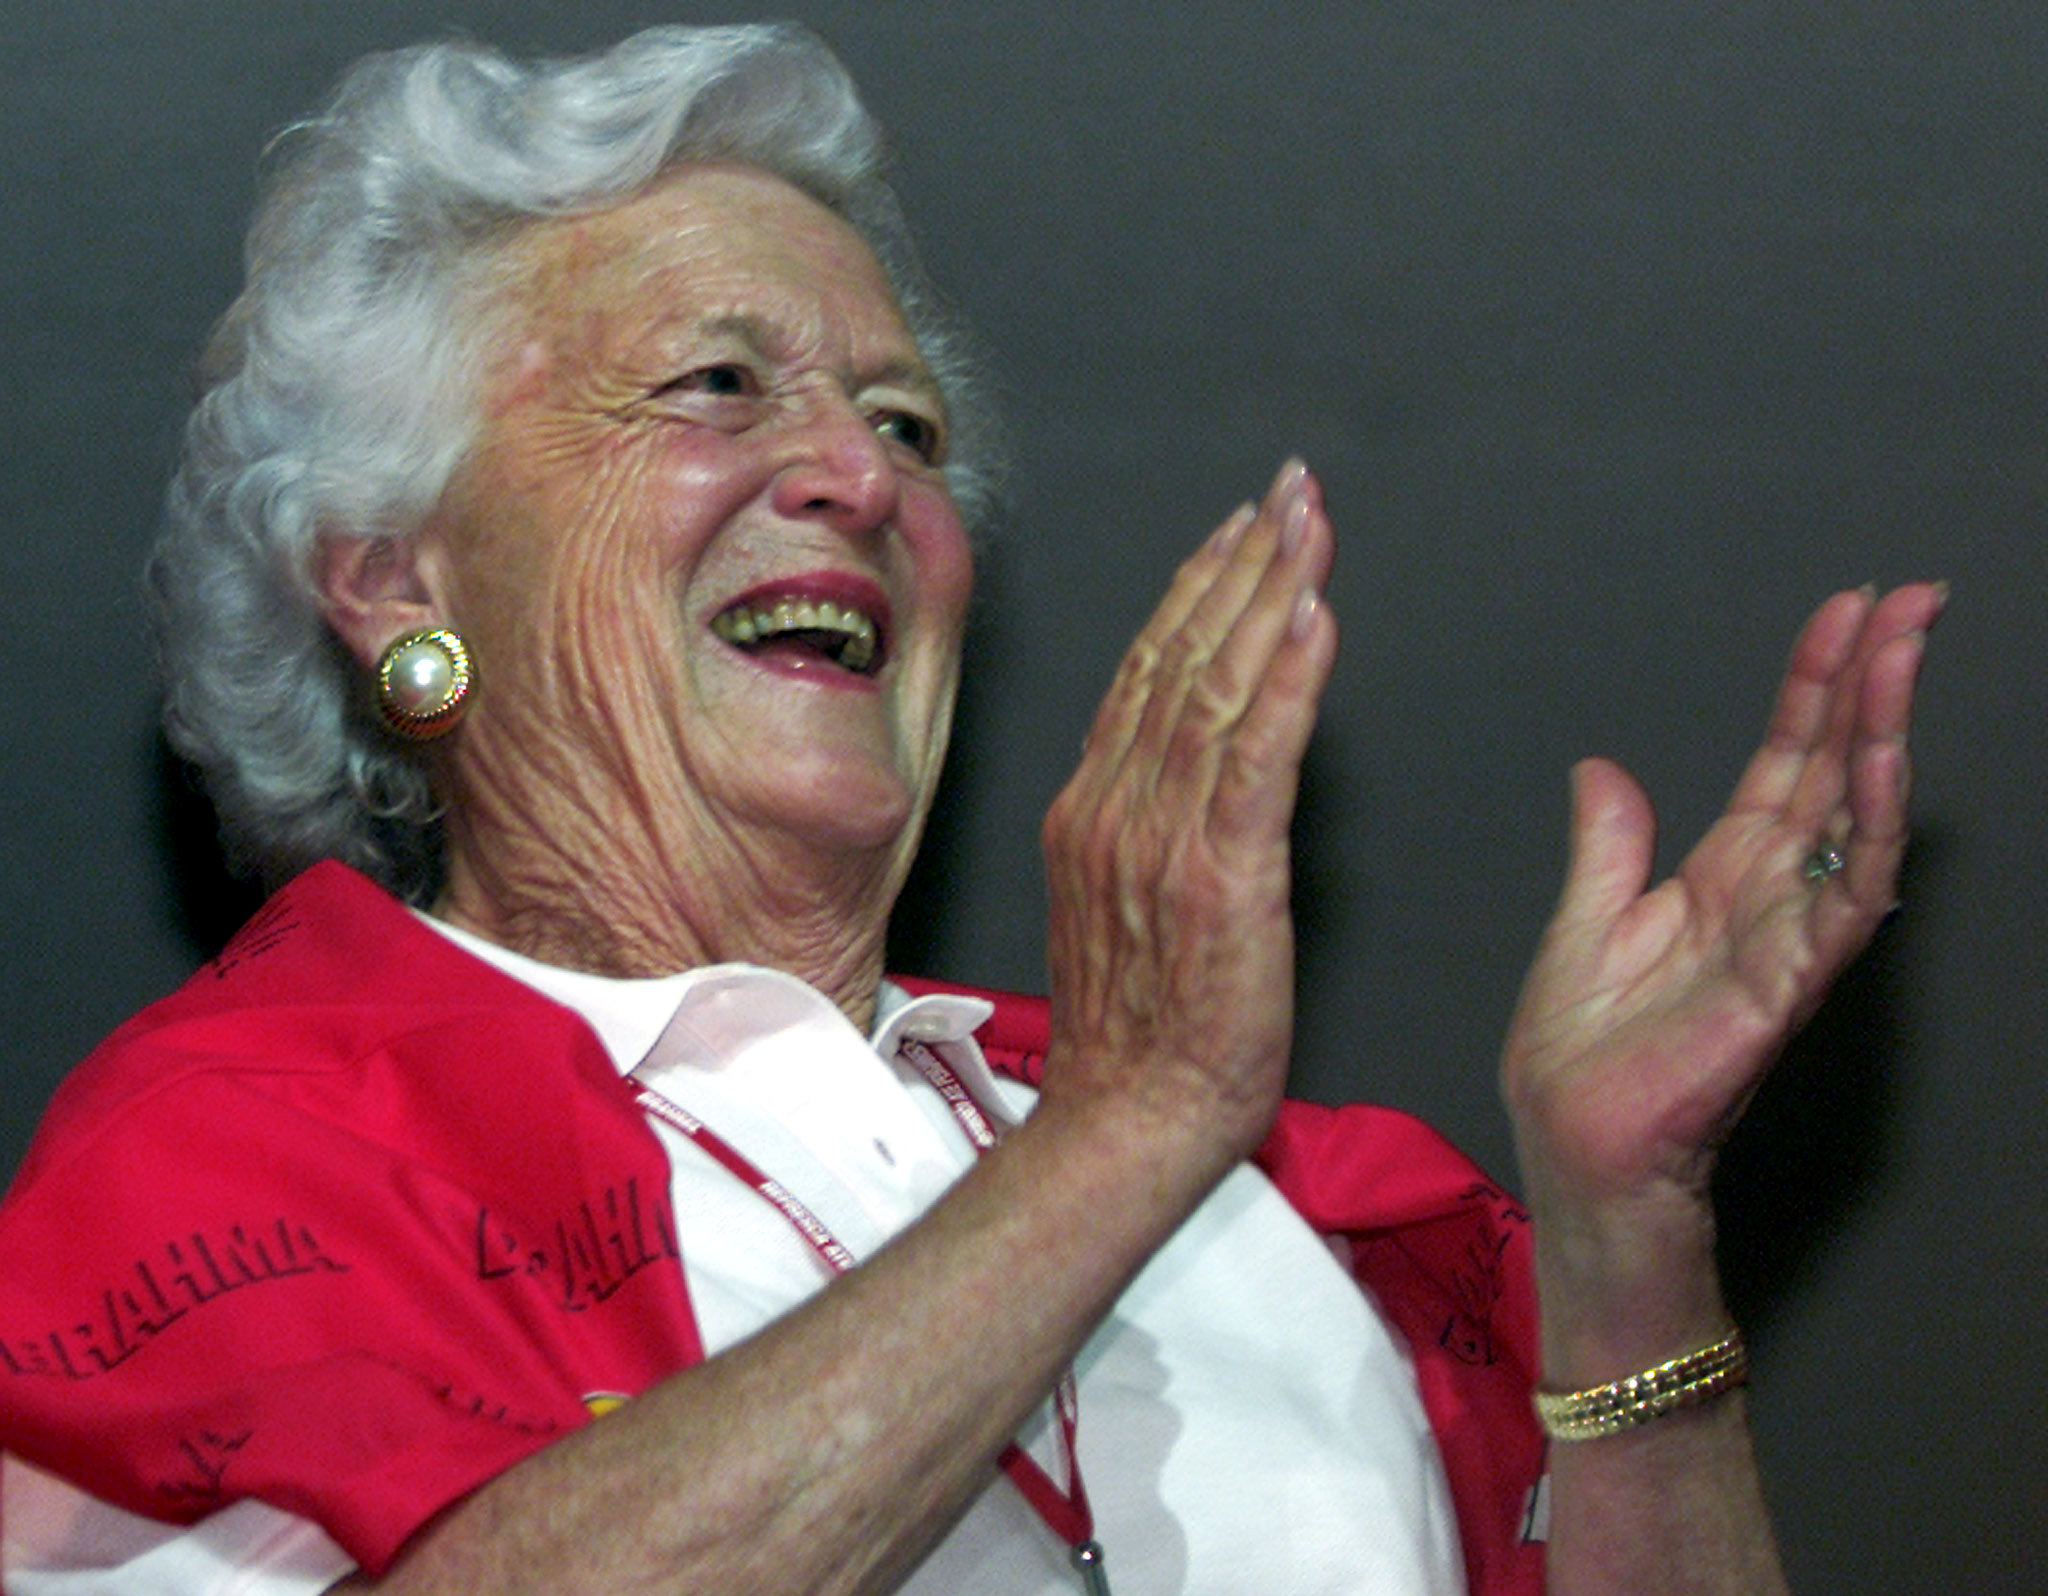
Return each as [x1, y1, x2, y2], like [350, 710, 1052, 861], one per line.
[710, 596, 883, 675]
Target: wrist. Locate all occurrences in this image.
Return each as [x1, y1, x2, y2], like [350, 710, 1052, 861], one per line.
[1006, 1080, 1245, 1249]
[1534, 1328, 1750, 1441]
[1033, 1038, 1281, 1184]
[1530, 1182, 1733, 1387]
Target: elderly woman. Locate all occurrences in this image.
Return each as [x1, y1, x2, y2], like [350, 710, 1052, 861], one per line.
[0, 22, 1937, 1596]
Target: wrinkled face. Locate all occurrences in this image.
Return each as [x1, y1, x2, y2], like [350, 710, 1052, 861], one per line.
[425, 165, 973, 866]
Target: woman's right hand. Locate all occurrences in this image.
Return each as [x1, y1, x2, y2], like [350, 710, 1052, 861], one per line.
[1036, 460, 1339, 1182]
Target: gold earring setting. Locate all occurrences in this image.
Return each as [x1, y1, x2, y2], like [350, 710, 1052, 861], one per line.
[376, 627, 474, 740]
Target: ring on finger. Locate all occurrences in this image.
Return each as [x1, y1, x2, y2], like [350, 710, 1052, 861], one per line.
[1803, 842, 1848, 884]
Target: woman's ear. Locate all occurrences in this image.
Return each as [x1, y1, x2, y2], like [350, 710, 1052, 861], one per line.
[315, 534, 447, 669]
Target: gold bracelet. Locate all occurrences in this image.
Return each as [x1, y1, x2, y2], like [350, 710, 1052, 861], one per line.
[1533, 1329, 1749, 1441]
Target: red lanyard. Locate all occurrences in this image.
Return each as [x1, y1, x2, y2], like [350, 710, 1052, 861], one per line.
[633, 1038, 1112, 1595]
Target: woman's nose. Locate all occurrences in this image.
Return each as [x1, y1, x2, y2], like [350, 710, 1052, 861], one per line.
[770, 395, 900, 535]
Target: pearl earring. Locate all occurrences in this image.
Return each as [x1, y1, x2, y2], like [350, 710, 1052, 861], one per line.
[375, 627, 474, 740]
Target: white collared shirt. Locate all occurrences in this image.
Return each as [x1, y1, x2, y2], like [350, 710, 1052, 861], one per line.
[2, 931, 1463, 1596]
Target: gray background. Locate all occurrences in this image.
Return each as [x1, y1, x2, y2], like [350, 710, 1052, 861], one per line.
[3, 1, 2042, 1587]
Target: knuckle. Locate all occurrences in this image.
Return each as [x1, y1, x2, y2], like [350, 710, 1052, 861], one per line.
[1179, 671, 1242, 733]
[1114, 640, 1163, 694]
[1161, 626, 1216, 678]
[1220, 715, 1288, 780]
[1041, 787, 1091, 860]
[1046, 789, 1133, 879]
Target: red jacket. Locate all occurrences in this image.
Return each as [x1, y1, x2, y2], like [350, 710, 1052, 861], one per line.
[0, 862, 1544, 1591]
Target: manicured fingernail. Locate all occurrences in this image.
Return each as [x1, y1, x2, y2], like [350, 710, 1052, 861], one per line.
[1931, 579, 1951, 609]
[1289, 585, 1320, 639]
[1211, 502, 1256, 554]
[1269, 456, 1308, 504]
[1281, 493, 1311, 556]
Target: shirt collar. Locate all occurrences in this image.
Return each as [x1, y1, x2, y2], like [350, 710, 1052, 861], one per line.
[415, 912, 999, 1090]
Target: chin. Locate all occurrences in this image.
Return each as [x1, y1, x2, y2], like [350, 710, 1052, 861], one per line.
[751, 756, 924, 858]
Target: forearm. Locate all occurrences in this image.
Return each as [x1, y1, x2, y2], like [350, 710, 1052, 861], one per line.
[348, 1092, 1228, 1596]
[1544, 1393, 1787, 1595]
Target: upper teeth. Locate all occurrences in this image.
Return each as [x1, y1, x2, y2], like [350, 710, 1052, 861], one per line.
[712, 598, 879, 671]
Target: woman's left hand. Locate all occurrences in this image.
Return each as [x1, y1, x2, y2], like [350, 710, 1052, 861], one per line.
[1501, 582, 1943, 1368]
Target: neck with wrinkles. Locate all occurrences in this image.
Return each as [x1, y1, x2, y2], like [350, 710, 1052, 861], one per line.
[433, 796, 915, 1036]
